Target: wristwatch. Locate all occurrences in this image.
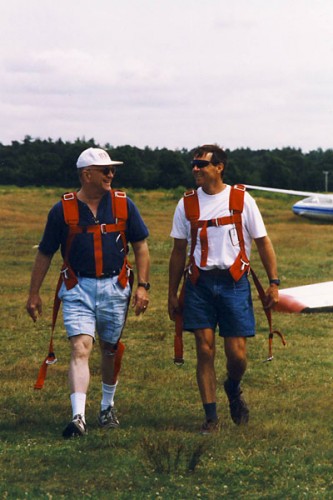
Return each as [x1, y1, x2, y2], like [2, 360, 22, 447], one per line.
[269, 279, 280, 286]
[138, 282, 151, 291]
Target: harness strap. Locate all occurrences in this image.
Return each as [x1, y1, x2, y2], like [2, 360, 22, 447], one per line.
[62, 192, 79, 224]
[183, 185, 248, 283]
[110, 269, 134, 383]
[112, 341, 126, 384]
[183, 190, 200, 221]
[68, 221, 127, 278]
[229, 183, 246, 211]
[62, 191, 128, 280]
[118, 261, 132, 288]
[34, 274, 63, 389]
[112, 189, 128, 219]
[62, 190, 129, 285]
[190, 214, 242, 228]
[62, 190, 128, 223]
[228, 187, 250, 281]
[199, 221, 208, 267]
[174, 274, 186, 366]
[250, 268, 286, 361]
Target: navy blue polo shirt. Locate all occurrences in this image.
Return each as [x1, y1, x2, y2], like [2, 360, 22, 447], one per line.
[39, 191, 149, 275]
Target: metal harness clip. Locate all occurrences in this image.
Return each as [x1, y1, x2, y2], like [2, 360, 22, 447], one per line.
[63, 192, 75, 201]
[61, 267, 69, 279]
[241, 259, 250, 271]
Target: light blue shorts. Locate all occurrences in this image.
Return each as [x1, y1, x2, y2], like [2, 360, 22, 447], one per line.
[58, 276, 131, 344]
[183, 272, 255, 337]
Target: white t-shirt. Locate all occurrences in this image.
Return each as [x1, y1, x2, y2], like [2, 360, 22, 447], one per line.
[170, 185, 267, 270]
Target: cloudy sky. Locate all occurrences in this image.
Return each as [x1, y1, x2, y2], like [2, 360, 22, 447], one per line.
[1, 0, 333, 151]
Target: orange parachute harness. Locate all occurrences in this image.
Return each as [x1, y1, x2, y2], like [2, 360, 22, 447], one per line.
[34, 189, 132, 389]
[173, 184, 286, 365]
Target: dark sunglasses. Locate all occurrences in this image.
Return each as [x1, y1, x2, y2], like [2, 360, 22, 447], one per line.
[103, 166, 116, 175]
[191, 159, 213, 168]
[90, 166, 116, 175]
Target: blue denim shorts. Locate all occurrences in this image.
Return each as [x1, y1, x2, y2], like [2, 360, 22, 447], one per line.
[183, 271, 255, 337]
[58, 276, 131, 344]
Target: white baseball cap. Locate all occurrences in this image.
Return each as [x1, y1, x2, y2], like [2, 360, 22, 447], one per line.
[76, 147, 124, 168]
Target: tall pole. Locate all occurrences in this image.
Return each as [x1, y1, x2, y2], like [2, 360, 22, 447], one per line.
[323, 171, 329, 192]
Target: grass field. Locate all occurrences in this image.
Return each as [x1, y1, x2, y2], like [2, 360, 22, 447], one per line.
[1, 185, 333, 499]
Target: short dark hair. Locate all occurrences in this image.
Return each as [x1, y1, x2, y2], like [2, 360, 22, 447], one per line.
[193, 144, 227, 169]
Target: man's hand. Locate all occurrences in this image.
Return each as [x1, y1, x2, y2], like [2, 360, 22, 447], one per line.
[26, 294, 43, 322]
[263, 284, 279, 310]
[168, 294, 181, 321]
[131, 287, 149, 316]
[26, 251, 53, 322]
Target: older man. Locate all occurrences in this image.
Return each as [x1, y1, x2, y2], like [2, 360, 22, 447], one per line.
[26, 147, 150, 438]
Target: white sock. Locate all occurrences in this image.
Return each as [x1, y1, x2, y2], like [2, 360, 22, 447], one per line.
[101, 381, 118, 410]
[70, 392, 86, 422]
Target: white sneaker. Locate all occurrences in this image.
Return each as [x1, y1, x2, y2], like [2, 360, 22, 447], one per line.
[62, 414, 87, 439]
[98, 406, 120, 428]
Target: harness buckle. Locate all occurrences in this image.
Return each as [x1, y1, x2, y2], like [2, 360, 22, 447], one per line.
[234, 184, 246, 192]
[114, 191, 127, 198]
[184, 190, 195, 198]
[46, 352, 58, 365]
[61, 267, 69, 279]
[63, 192, 75, 201]
[241, 259, 250, 271]
[174, 358, 184, 367]
[100, 223, 107, 234]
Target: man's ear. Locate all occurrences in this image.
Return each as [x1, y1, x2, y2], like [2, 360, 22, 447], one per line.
[217, 163, 224, 175]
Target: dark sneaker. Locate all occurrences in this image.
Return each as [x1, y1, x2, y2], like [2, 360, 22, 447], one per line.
[200, 418, 220, 435]
[98, 406, 120, 428]
[62, 414, 87, 439]
[224, 380, 249, 425]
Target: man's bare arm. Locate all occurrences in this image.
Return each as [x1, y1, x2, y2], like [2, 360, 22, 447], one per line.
[254, 235, 279, 309]
[131, 239, 150, 315]
[26, 250, 53, 322]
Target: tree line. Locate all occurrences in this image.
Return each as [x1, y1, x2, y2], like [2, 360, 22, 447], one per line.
[1, 136, 333, 191]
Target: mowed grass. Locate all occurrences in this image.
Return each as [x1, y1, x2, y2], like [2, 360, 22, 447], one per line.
[1, 185, 333, 498]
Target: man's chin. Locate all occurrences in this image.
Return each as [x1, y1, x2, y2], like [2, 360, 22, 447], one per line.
[194, 177, 203, 186]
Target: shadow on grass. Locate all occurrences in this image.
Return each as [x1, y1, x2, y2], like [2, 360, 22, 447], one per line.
[140, 434, 209, 474]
